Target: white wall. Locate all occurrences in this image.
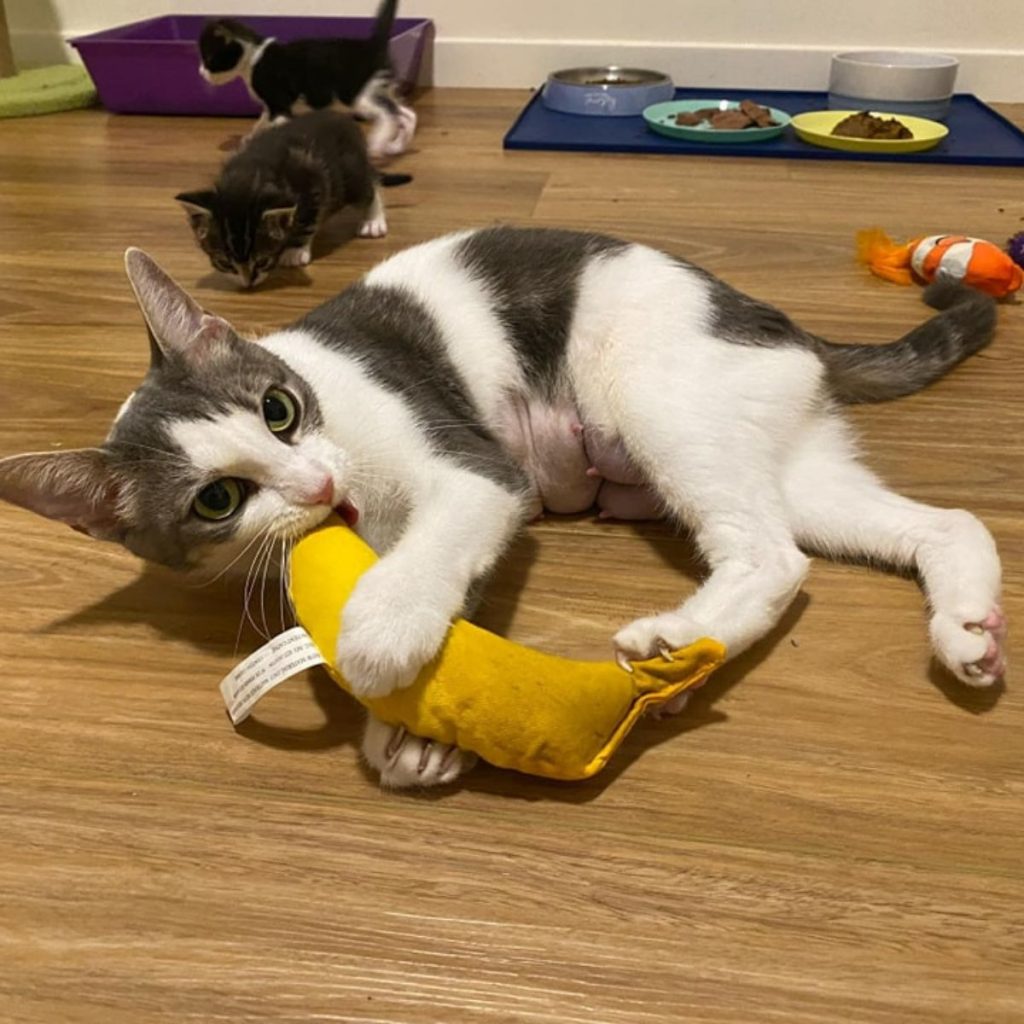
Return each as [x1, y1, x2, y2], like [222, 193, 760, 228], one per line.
[8, 0, 1024, 100]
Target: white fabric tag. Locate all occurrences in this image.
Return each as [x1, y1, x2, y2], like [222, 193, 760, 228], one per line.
[219, 626, 326, 725]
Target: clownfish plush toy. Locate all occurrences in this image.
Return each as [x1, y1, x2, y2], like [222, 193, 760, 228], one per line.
[857, 228, 1023, 299]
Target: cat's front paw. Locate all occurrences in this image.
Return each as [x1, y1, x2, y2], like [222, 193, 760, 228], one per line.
[362, 718, 476, 789]
[337, 567, 453, 698]
[358, 216, 388, 239]
[279, 245, 311, 267]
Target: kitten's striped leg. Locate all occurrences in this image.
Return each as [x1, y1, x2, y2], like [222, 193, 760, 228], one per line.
[280, 219, 318, 267]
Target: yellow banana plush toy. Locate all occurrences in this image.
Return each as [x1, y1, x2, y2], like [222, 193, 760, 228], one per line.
[288, 519, 725, 781]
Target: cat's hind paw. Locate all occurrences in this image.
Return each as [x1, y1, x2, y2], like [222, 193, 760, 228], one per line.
[613, 611, 707, 668]
[930, 606, 1008, 687]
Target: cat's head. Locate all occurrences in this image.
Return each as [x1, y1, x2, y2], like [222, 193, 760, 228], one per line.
[197, 19, 264, 84]
[0, 250, 355, 573]
[176, 188, 297, 289]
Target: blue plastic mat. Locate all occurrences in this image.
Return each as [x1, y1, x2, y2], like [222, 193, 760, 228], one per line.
[504, 88, 1024, 166]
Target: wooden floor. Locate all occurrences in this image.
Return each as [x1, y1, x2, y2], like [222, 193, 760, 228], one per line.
[1, 89, 1022, 1023]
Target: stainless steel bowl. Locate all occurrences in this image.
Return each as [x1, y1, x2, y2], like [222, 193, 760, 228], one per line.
[542, 66, 675, 117]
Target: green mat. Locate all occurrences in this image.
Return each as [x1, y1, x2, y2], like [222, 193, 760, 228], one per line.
[0, 65, 96, 118]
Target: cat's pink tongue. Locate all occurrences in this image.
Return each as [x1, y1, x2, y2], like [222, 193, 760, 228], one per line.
[336, 500, 359, 528]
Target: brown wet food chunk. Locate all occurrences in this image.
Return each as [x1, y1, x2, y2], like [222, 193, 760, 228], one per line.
[831, 111, 913, 140]
[709, 109, 755, 130]
[739, 99, 779, 127]
[674, 100, 779, 130]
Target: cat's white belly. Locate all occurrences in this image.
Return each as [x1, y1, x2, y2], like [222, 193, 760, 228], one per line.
[494, 394, 656, 519]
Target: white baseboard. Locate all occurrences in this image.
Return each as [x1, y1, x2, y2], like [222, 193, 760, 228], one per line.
[434, 38, 1024, 103]
[12, 30, 1024, 103]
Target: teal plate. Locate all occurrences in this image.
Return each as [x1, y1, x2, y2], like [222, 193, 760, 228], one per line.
[643, 99, 791, 143]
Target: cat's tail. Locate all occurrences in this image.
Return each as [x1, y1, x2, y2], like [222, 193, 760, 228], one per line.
[816, 279, 997, 403]
[378, 172, 412, 187]
[371, 0, 400, 50]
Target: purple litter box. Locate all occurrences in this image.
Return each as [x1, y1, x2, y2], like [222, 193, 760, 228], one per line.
[70, 15, 434, 116]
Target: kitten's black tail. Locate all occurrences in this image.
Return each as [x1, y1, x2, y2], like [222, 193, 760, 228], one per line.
[817, 280, 997, 403]
[371, 0, 400, 49]
[378, 172, 412, 187]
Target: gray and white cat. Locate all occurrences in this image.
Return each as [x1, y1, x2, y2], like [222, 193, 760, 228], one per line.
[0, 227, 1006, 788]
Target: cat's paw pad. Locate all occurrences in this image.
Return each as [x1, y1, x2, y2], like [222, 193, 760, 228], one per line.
[363, 723, 476, 789]
[930, 606, 1007, 687]
[613, 611, 707, 668]
[279, 246, 311, 267]
[358, 217, 388, 239]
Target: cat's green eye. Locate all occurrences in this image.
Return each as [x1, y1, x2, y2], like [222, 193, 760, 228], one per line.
[193, 478, 244, 521]
[263, 387, 298, 435]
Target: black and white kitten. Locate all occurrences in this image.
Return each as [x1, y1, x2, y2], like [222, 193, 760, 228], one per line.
[176, 110, 409, 288]
[0, 229, 1006, 789]
[197, 0, 416, 159]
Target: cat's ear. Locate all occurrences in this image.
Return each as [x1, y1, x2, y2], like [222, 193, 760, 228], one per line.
[123, 247, 231, 365]
[261, 206, 297, 241]
[0, 448, 126, 540]
[175, 191, 215, 241]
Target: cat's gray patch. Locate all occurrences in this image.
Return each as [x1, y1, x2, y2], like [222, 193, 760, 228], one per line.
[816, 279, 997, 403]
[695, 259, 997, 403]
[696, 267, 818, 348]
[455, 227, 628, 394]
[297, 283, 529, 495]
[103, 333, 324, 567]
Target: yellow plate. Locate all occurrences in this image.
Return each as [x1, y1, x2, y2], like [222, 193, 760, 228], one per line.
[790, 110, 948, 154]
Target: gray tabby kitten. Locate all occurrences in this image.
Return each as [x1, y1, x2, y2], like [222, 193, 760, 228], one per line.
[177, 110, 408, 288]
[0, 227, 1006, 789]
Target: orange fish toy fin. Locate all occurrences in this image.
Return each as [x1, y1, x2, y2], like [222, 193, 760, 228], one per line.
[959, 239, 1024, 299]
[856, 228, 918, 286]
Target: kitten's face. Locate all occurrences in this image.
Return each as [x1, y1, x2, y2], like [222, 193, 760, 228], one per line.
[198, 20, 253, 84]
[0, 249, 357, 573]
[177, 191, 296, 289]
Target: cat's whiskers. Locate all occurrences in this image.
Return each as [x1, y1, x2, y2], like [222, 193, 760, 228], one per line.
[257, 528, 281, 639]
[190, 525, 274, 587]
[278, 535, 287, 634]
[235, 523, 278, 649]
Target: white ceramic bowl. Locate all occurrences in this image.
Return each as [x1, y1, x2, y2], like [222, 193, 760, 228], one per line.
[828, 50, 959, 121]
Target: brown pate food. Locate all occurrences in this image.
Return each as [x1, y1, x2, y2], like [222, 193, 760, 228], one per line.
[830, 111, 914, 140]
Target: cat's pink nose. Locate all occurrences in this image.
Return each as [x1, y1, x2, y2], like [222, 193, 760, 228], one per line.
[304, 476, 334, 507]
